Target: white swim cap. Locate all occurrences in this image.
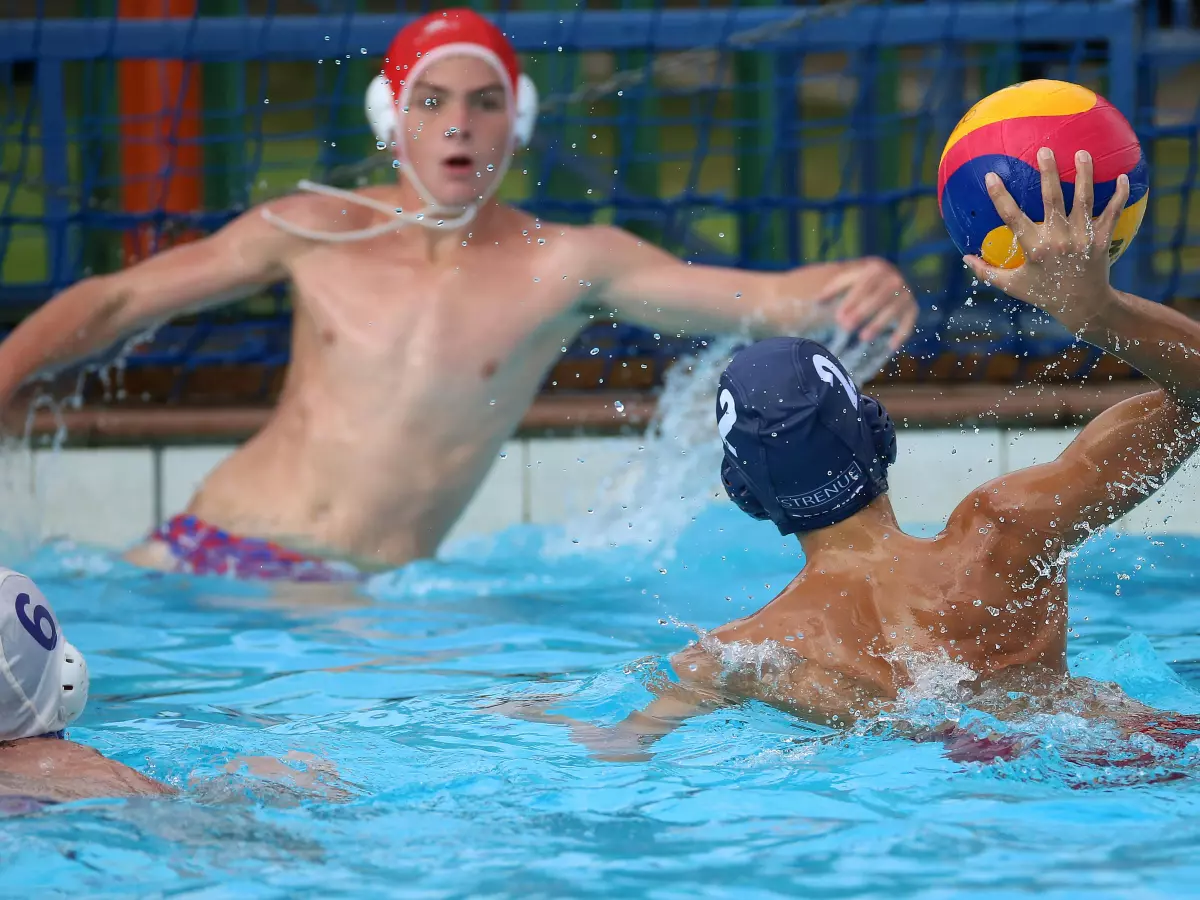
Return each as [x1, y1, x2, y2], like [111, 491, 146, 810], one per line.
[0, 568, 88, 741]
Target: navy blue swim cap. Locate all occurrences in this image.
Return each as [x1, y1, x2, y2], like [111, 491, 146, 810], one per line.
[716, 337, 897, 535]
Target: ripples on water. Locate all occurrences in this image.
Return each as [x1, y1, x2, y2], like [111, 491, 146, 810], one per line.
[2, 345, 1200, 895]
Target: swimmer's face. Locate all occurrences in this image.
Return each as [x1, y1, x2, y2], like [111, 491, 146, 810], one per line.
[400, 55, 512, 207]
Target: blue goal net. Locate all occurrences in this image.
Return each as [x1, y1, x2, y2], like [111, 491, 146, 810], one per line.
[0, 0, 1198, 403]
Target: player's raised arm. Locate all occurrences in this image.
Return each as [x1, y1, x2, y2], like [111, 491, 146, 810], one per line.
[0, 201, 302, 410]
[958, 148, 1200, 554]
[578, 224, 918, 349]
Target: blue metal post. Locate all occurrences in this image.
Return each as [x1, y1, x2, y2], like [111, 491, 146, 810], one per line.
[36, 61, 71, 293]
[1106, 1, 1139, 296]
[778, 52, 801, 267]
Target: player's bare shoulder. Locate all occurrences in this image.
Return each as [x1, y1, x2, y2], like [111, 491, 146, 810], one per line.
[520, 221, 649, 306]
[470, 209, 602, 309]
[257, 185, 395, 247]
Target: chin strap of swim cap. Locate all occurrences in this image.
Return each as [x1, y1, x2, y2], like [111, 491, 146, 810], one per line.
[60, 640, 89, 726]
[261, 63, 538, 243]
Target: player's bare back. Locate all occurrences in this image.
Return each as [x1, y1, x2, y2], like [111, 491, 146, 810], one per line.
[673, 491, 1070, 724]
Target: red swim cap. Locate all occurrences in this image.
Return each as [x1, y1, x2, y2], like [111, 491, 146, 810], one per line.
[365, 8, 538, 148]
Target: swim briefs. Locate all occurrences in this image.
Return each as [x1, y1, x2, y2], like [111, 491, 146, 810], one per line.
[150, 515, 363, 582]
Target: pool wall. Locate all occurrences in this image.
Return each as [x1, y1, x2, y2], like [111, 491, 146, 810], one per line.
[3, 425, 1198, 551]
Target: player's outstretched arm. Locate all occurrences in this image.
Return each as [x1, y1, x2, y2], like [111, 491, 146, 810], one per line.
[489, 646, 727, 763]
[957, 148, 1200, 555]
[0, 200, 303, 410]
[577, 225, 918, 349]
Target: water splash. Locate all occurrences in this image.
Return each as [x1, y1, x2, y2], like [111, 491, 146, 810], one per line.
[558, 335, 744, 561]
[0, 326, 157, 565]
[664, 614, 802, 681]
[554, 323, 893, 564]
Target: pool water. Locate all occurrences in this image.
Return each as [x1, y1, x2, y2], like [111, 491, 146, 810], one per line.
[2, 503, 1200, 898]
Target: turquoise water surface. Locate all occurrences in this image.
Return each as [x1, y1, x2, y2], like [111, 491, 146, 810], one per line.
[2, 500, 1199, 898]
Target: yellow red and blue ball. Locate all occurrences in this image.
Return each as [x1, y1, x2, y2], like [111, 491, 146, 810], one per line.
[937, 79, 1149, 269]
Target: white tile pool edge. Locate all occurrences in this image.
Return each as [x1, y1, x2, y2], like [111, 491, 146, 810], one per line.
[3, 426, 1199, 551]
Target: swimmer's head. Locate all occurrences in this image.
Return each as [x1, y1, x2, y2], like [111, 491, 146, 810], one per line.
[716, 337, 898, 536]
[0, 569, 89, 742]
[366, 9, 538, 210]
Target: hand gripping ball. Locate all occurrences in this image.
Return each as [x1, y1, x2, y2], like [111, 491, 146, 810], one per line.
[937, 79, 1148, 269]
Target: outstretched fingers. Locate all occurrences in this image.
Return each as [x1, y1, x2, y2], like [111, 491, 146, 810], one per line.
[1037, 147, 1068, 227]
[1070, 149, 1094, 231]
[963, 253, 1015, 294]
[984, 172, 1039, 254]
[1094, 173, 1131, 251]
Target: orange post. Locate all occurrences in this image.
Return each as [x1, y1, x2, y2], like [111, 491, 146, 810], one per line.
[118, 0, 203, 264]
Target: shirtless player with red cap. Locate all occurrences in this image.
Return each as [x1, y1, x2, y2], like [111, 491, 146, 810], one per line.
[0, 9, 916, 581]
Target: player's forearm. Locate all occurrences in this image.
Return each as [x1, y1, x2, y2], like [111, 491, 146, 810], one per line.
[0, 276, 134, 407]
[753, 263, 847, 336]
[1078, 289, 1200, 409]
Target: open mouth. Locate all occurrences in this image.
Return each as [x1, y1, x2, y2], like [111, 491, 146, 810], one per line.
[442, 155, 474, 173]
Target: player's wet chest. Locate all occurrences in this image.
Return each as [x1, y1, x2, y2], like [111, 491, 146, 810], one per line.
[299, 254, 573, 354]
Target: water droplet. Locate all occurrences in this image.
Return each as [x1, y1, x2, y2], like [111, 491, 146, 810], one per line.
[392, 160, 400, 168]
[486, 163, 495, 172]
[614, 400, 625, 413]
[263, 98, 270, 104]
[376, 140, 386, 151]
[488, 399, 496, 406]
[499, 451, 507, 459]
[659, 568, 667, 575]
[589, 347, 600, 356]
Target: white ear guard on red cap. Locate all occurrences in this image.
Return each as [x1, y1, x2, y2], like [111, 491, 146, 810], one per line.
[364, 72, 538, 148]
[512, 73, 538, 146]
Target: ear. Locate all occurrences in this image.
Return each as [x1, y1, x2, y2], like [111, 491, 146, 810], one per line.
[513, 73, 538, 147]
[365, 74, 396, 144]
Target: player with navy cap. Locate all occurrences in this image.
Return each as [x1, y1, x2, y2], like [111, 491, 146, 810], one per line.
[513, 149, 1200, 756]
[716, 335, 897, 537]
[0, 568, 172, 807]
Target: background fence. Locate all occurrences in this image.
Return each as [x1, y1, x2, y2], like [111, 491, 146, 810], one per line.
[0, 0, 1198, 409]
